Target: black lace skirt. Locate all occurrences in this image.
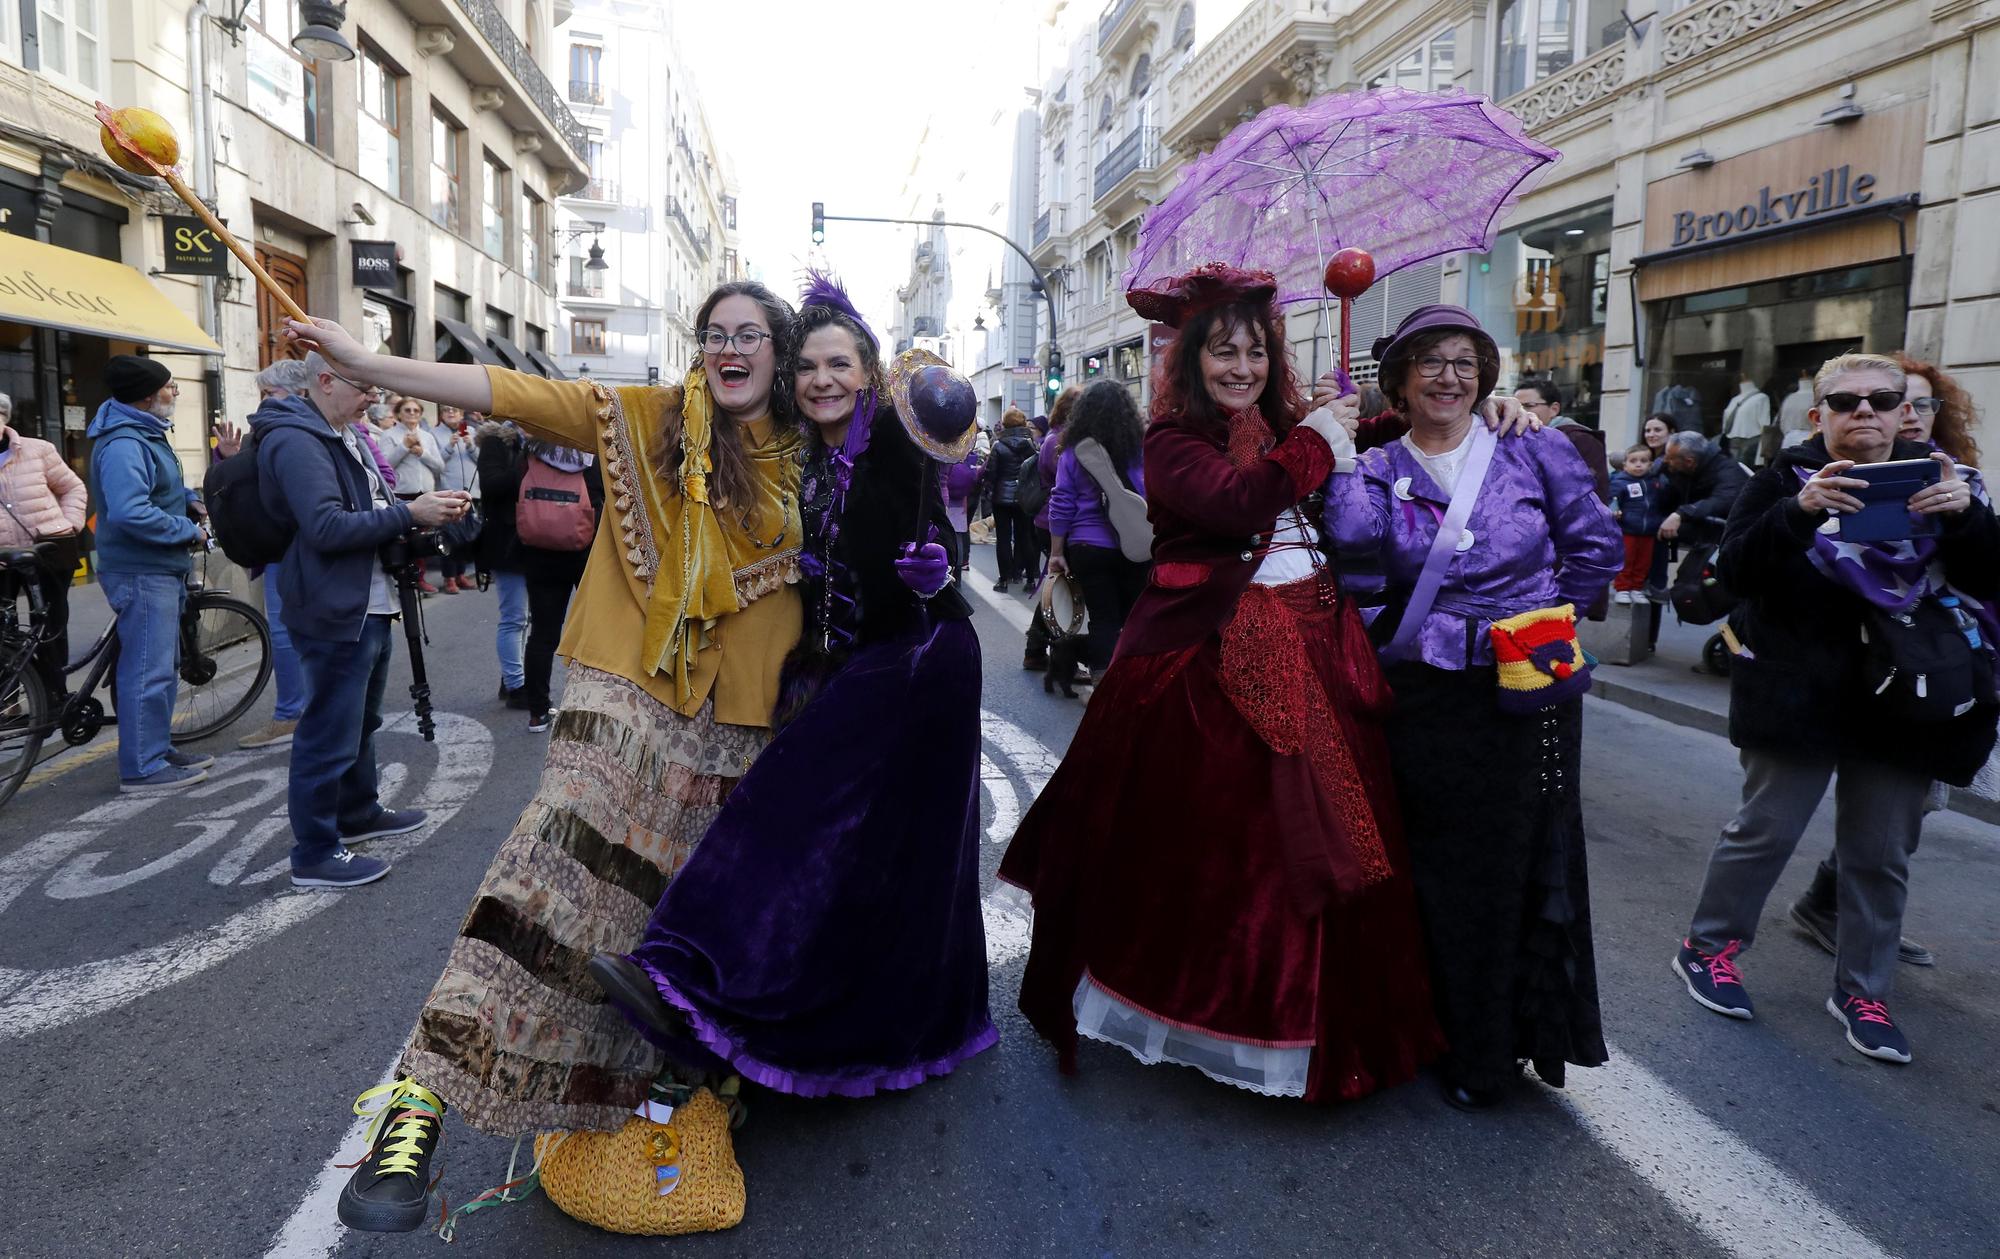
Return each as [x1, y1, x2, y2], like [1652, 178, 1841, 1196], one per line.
[1383, 662, 1608, 1092]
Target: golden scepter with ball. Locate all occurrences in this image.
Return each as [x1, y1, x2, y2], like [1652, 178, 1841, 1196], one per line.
[95, 101, 311, 324]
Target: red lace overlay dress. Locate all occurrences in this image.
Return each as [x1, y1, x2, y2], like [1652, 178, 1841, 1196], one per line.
[998, 408, 1443, 1102]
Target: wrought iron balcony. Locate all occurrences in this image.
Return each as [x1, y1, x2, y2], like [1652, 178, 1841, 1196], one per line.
[566, 279, 605, 299]
[1033, 209, 1051, 246]
[1094, 127, 1161, 202]
[450, 0, 587, 155]
[665, 197, 710, 260]
[1098, 0, 1141, 50]
[574, 178, 618, 203]
[568, 78, 604, 106]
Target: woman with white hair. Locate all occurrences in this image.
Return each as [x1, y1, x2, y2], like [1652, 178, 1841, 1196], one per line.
[0, 391, 87, 702]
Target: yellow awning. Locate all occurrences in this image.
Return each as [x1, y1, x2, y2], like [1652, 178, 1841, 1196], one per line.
[0, 230, 222, 354]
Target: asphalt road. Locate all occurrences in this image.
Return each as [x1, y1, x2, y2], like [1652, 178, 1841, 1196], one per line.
[2, 552, 1995, 1259]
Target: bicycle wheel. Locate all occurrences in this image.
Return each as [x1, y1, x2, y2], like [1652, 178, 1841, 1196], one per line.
[172, 594, 273, 743]
[0, 663, 50, 809]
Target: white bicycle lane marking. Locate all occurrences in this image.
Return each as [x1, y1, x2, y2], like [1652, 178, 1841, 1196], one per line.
[0, 710, 492, 1040]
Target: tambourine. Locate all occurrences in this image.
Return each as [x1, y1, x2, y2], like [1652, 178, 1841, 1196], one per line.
[1037, 572, 1086, 641]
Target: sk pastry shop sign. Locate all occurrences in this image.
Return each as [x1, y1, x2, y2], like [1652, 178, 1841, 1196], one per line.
[352, 240, 398, 290]
[162, 215, 228, 277]
[1638, 105, 1922, 302]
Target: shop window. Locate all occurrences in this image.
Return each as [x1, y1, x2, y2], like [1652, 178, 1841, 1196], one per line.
[1494, 0, 1625, 100]
[525, 324, 547, 353]
[435, 284, 468, 323]
[361, 292, 412, 359]
[482, 153, 511, 261]
[358, 40, 407, 198]
[572, 318, 606, 355]
[245, 0, 328, 147]
[1367, 27, 1455, 93]
[485, 307, 512, 342]
[429, 108, 466, 233]
[1115, 340, 1144, 381]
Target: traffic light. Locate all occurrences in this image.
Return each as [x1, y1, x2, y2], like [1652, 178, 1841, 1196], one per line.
[1046, 348, 1063, 396]
[811, 202, 825, 245]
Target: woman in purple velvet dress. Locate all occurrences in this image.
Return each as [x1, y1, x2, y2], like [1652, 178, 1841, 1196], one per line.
[1325, 304, 1622, 1111]
[589, 277, 997, 1097]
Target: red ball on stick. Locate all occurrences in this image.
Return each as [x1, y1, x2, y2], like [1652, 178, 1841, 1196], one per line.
[1323, 247, 1376, 300]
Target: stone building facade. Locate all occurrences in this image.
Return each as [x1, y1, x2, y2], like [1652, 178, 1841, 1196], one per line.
[1020, 0, 1999, 452]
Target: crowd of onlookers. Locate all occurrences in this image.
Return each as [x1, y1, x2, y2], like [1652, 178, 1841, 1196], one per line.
[0, 356, 601, 884]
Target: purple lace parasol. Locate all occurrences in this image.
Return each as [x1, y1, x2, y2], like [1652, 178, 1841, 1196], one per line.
[1126, 87, 1561, 308]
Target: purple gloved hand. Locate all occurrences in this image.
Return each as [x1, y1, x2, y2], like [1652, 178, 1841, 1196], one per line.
[895, 541, 952, 599]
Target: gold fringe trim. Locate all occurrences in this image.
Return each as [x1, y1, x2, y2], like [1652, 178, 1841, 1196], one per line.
[588, 381, 661, 588]
[732, 549, 802, 605]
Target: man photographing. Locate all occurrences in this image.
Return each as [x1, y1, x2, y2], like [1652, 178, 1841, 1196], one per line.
[258, 350, 472, 889]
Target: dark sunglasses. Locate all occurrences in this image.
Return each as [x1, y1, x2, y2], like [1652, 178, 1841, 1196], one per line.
[1821, 390, 1905, 415]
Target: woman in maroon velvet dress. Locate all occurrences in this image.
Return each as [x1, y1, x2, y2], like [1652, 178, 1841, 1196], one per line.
[997, 265, 1444, 1102]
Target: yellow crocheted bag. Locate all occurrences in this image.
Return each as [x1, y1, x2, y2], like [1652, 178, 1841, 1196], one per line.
[534, 1085, 745, 1236]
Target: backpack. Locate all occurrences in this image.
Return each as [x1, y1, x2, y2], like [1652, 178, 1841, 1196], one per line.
[1859, 597, 1995, 724]
[1669, 542, 1736, 626]
[1015, 445, 1050, 520]
[516, 455, 596, 551]
[202, 431, 295, 567]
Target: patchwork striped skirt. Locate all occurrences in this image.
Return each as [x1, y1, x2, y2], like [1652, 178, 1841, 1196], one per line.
[398, 665, 770, 1136]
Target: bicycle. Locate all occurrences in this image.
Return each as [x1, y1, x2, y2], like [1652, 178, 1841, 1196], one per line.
[0, 544, 273, 808]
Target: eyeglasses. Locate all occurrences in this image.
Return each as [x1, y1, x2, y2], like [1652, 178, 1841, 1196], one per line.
[1821, 390, 1905, 414]
[698, 328, 771, 355]
[326, 368, 381, 398]
[1415, 355, 1481, 379]
[1910, 396, 1943, 416]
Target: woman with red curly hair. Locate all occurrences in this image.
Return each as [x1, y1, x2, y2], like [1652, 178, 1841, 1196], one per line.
[997, 266, 1446, 1103]
[1892, 351, 1982, 469]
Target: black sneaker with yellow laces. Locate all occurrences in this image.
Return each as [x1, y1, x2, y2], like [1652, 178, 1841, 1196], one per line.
[337, 1078, 447, 1232]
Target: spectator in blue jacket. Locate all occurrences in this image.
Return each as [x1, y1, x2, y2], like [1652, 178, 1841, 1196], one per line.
[1609, 443, 1665, 605]
[256, 351, 470, 888]
[86, 356, 209, 793]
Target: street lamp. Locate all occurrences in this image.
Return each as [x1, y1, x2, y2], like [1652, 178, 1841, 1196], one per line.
[557, 221, 610, 270]
[292, 0, 356, 62]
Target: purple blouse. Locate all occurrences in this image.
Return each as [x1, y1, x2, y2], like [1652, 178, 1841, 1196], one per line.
[1324, 426, 1620, 669]
[1048, 446, 1145, 552]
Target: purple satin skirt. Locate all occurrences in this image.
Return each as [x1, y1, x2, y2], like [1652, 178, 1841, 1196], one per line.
[625, 616, 997, 1097]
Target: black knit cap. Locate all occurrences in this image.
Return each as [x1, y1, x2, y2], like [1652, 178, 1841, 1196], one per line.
[105, 355, 173, 404]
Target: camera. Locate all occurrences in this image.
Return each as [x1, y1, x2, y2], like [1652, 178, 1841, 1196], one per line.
[380, 527, 449, 574]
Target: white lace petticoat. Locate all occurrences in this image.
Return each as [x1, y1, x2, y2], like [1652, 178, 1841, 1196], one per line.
[1071, 975, 1310, 1099]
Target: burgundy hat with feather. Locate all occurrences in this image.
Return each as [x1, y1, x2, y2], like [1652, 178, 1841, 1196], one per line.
[1125, 263, 1279, 328]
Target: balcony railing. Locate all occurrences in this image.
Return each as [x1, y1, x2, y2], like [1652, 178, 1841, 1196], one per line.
[1504, 42, 1628, 130]
[451, 0, 587, 155]
[1097, 0, 1140, 49]
[1033, 209, 1051, 246]
[665, 197, 709, 259]
[1094, 127, 1161, 202]
[566, 279, 605, 299]
[575, 178, 618, 203]
[568, 78, 603, 106]
[1659, 0, 1827, 66]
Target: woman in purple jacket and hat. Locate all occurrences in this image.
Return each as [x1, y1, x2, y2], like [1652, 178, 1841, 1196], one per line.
[1325, 304, 1621, 1111]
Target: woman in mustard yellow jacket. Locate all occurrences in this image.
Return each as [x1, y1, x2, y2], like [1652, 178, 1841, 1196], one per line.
[284, 282, 806, 1233]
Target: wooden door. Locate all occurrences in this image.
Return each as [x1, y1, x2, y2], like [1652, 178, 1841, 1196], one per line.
[256, 245, 310, 368]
